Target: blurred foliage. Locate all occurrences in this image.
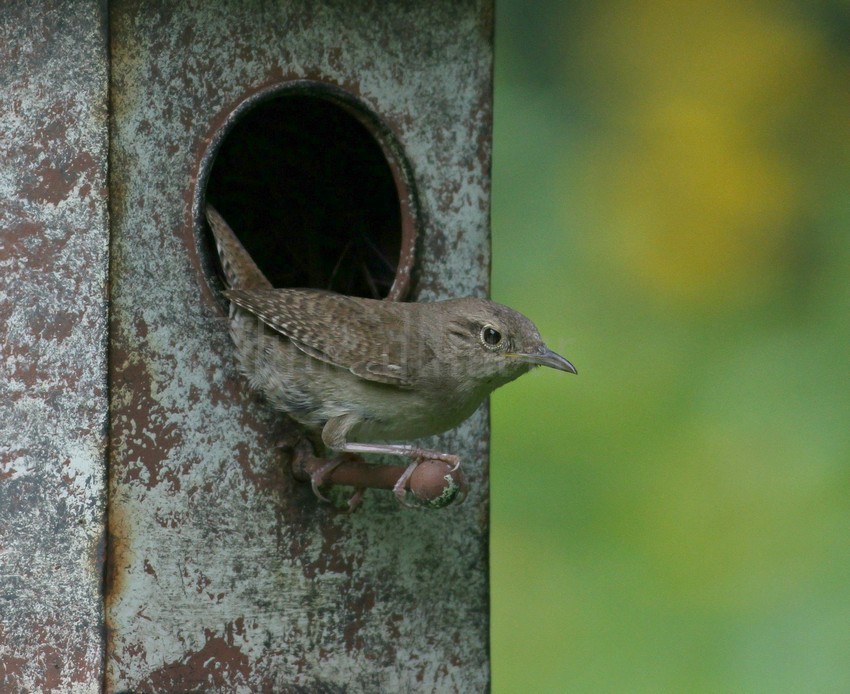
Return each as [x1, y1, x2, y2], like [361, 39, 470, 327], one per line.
[490, 1, 850, 691]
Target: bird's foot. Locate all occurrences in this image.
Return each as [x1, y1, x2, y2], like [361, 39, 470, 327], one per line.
[309, 453, 367, 507]
[285, 436, 362, 507]
[392, 460, 422, 508]
[392, 453, 467, 508]
[310, 458, 342, 503]
[291, 439, 465, 510]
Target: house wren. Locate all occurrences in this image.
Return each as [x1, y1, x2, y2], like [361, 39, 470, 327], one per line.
[206, 205, 576, 504]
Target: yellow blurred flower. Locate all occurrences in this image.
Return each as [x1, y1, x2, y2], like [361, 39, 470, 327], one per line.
[567, 0, 848, 311]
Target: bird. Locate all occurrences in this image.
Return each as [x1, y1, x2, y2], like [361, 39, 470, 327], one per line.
[206, 204, 576, 506]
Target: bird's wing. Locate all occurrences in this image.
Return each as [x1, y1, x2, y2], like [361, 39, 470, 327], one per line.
[224, 288, 416, 387]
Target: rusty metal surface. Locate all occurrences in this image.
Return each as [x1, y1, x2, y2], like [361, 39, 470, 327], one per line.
[106, 0, 493, 690]
[0, 1, 109, 691]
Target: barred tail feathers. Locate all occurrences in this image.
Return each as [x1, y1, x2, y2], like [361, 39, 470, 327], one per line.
[205, 204, 272, 291]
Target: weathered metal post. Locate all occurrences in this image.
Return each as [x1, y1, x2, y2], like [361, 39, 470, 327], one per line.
[2, 1, 493, 690]
[0, 2, 110, 691]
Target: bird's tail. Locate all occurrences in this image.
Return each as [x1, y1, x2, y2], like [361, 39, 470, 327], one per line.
[205, 204, 272, 291]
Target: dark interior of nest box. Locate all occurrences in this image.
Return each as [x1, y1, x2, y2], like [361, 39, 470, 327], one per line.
[205, 94, 405, 299]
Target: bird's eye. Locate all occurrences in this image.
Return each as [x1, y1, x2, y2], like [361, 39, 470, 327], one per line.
[481, 325, 503, 348]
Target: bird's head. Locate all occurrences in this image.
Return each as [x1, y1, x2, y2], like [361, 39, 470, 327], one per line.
[436, 298, 576, 393]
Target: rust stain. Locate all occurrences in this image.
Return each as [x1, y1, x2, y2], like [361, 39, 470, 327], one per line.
[24, 150, 98, 205]
[142, 632, 251, 691]
[0, 626, 29, 685]
[104, 500, 129, 618]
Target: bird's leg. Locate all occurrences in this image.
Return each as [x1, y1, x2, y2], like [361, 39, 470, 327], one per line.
[392, 460, 422, 507]
[292, 441, 466, 509]
[321, 415, 462, 506]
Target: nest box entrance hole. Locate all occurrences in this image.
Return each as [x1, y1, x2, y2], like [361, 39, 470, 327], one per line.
[204, 87, 417, 301]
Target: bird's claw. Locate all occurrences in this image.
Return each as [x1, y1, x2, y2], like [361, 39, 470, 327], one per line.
[310, 459, 343, 503]
[392, 459, 422, 508]
[391, 454, 465, 508]
[309, 453, 370, 510]
[446, 454, 461, 473]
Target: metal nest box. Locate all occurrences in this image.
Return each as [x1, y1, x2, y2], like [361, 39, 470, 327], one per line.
[1, 1, 493, 691]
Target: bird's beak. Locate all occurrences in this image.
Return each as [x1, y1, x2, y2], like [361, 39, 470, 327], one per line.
[514, 346, 577, 374]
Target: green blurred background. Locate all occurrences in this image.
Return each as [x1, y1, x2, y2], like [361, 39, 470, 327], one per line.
[489, 1, 850, 691]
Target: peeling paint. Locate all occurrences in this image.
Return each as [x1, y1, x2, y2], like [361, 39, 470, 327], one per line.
[0, 2, 109, 692]
[106, 1, 492, 691]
